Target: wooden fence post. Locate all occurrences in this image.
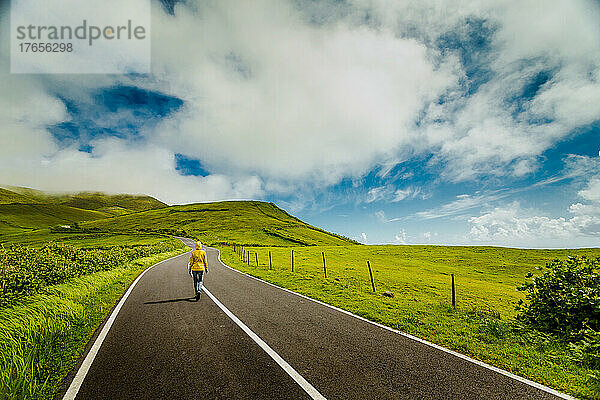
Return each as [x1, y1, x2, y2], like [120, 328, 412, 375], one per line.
[269, 251, 272, 270]
[451, 274, 456, 309]
[367, 261, 375, 292]
[322, 252, 327, 278]
[255, 252, 259, 267]
[291, 249, 294, 272]
[247, 251, 250, 265]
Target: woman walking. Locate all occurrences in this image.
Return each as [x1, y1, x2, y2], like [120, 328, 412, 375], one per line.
[188, 241, 209, 301]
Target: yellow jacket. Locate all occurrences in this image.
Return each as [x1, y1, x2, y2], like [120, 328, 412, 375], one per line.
[188, 242, 208, 272]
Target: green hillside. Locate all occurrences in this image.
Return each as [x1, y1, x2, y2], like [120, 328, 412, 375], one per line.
[0, 186, 168, 240]
[83, 201, 357, 246]
[0, 204, 109, 232]
[0, 188, 35, 204]
[57, 192, 167, 213]
[1, 186, 166, 213]
[1, 186, 49, 201]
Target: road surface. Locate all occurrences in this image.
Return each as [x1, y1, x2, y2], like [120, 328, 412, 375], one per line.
[59, 239, 572, 399]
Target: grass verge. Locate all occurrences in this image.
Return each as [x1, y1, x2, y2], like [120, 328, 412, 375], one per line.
[0, 248, 187, 400]
[220, 245, 600, 399]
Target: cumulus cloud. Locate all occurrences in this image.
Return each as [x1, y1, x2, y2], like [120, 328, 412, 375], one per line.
[348, 0, 600, 181]
[360, 232, 368, 243]
[466, 153, 600, 247]
[1, 0, 599, 204]
[148, 0, 459, 185]
[469, 197, 600, 247]
[579, 178, 600, 202]
[394, 229, 408, 244]
[468, 201, 600, 247]
[0, 137, 264, 204]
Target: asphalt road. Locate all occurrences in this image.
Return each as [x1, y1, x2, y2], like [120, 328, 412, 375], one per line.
[60, 239, 571, 399]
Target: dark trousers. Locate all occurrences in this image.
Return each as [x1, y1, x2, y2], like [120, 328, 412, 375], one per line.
[192, 270, 204, 293]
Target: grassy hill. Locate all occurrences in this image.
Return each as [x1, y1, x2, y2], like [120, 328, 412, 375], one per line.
[82, 201, 357, 246]
[0, 186, 168, 242]
[1, 186, 166, 213]
[0, 188, 36, 204]
[0, 204, 108, 231]
[56, 192, 167, 214]
[0, 186, 354, 247]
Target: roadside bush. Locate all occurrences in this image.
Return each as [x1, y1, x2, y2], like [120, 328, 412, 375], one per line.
[0, 241, 183, 307]
[516, 256, 600, 336]
[568, 329, 600, 369]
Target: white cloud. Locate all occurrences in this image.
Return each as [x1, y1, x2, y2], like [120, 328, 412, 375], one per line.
[360, 232, 368, 243]
[148, 0, 458, 185]
[579, 178, 600, 202]
[366, 187, 388, 204]
[468, 201, 600, 247]
[394, 229, 408, 244]
[375, 210, 402, 223]
[569, 202, 600, 216]
[375, 210, 386, 223]
[416, 191, 512, 219]
[353, 0, 600, 181]
[1, 0, 600, 203]
[466, 153, 600, 247]
[0, 137, 264, 204]
[367, 185, 424, 204]
[393, 187, 422, 202]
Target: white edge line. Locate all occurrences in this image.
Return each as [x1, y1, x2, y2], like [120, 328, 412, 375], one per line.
[62, 251, 190, 400]
[203, 287, 327, 400]
[209, 247, 575, 400]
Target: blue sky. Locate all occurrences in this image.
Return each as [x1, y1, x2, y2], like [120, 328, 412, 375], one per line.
[1, 0, 600, 247]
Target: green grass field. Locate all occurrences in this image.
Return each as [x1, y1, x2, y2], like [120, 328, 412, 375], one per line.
[220, 245, 600, 399]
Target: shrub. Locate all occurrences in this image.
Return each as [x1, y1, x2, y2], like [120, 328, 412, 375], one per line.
[0, 241, 183, 307]
[516, 256, 600, 337]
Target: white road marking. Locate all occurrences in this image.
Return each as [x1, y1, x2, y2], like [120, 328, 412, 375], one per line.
[62, 251, 190, 400]
[210, 247, 574, 400]
[203, 287, 327, 400]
